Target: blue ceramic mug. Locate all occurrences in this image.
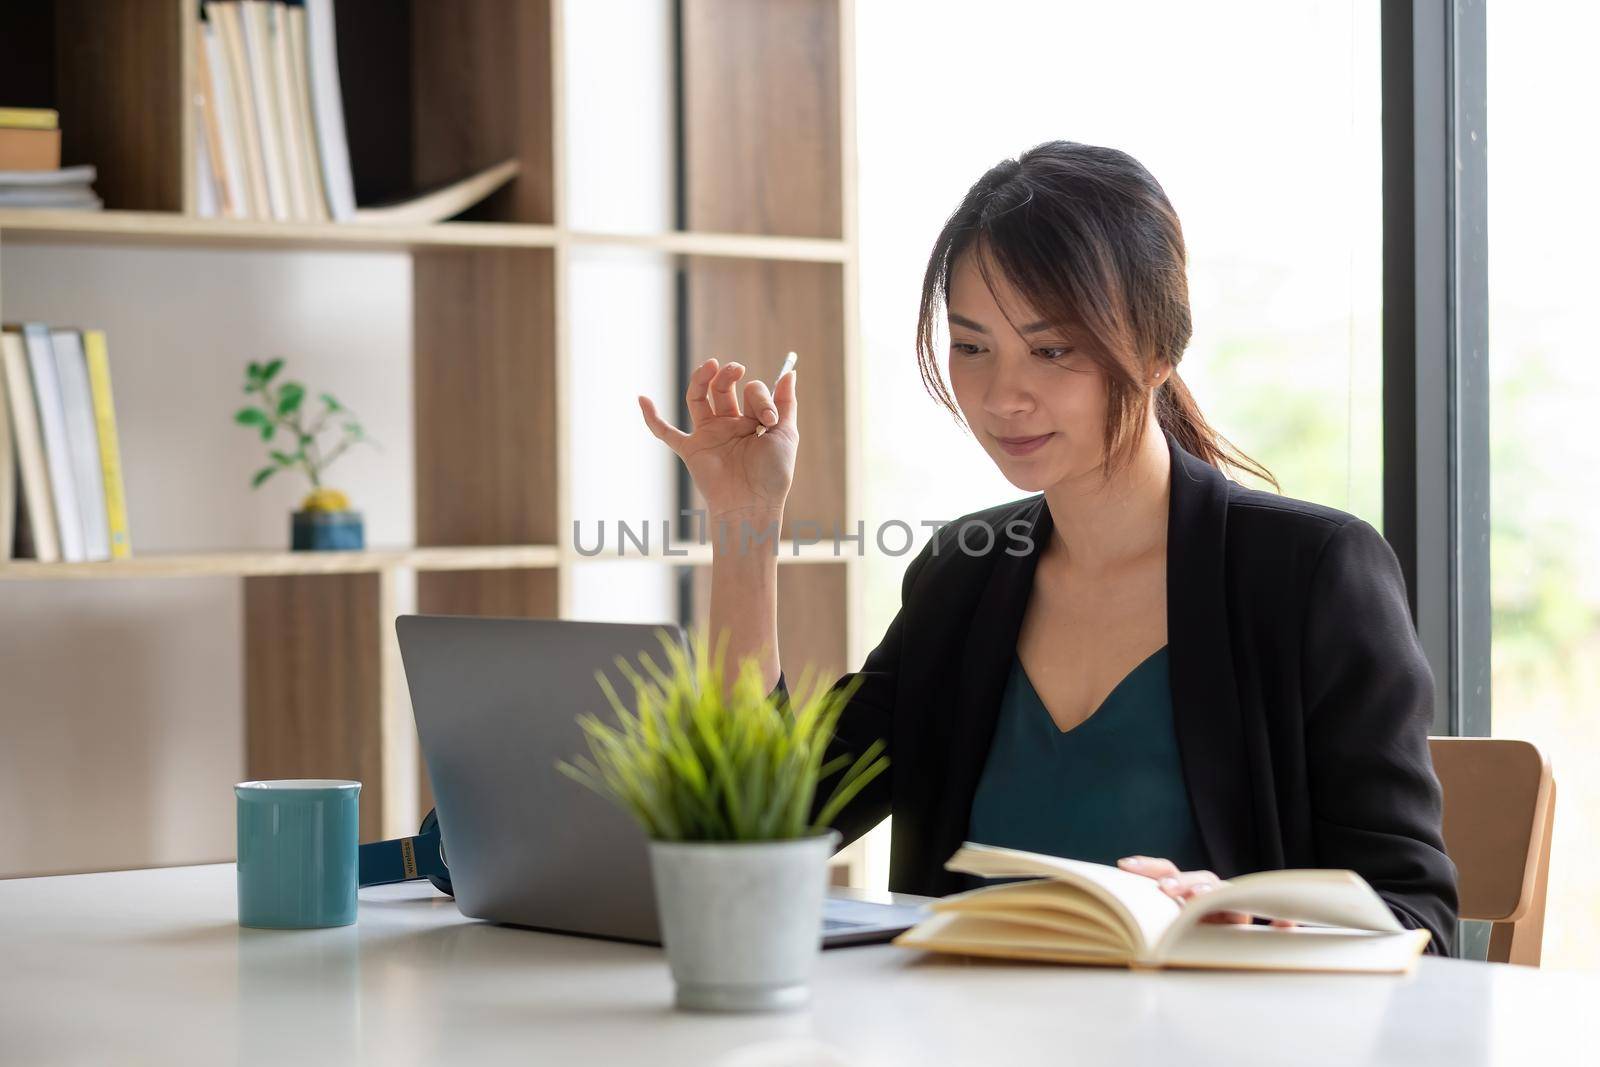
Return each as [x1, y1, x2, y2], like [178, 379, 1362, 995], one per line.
[235, 779, 361, 929]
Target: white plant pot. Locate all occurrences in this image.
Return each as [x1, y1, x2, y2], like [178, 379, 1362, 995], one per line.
[647, 829, 841, 1012]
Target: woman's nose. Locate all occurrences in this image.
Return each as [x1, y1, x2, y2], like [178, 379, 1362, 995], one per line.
[981, 356, 1034, 418]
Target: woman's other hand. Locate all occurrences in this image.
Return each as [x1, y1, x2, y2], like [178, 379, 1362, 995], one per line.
[638, 358, 798, 521]
[1116, 855, 1296, 927]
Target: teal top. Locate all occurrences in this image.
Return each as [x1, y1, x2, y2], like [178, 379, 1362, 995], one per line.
[966, 645, 1209, 872]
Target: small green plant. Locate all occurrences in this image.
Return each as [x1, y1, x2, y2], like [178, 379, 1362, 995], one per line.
[233, 358, 377, 507]
[558, 627, 887, 842]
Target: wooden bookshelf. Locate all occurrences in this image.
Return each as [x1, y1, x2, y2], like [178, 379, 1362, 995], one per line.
[0, 0, 864, 880]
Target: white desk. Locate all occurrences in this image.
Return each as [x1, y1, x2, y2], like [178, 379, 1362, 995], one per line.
[1, 864, 1593, 1066]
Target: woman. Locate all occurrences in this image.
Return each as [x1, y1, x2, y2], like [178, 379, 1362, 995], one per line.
[637, 141, 1458, 952]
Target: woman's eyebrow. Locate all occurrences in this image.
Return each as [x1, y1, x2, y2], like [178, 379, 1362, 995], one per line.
[948, 311, 1055, 335]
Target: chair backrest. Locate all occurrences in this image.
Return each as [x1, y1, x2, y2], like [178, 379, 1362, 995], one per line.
[1428, 737, 1556, 966]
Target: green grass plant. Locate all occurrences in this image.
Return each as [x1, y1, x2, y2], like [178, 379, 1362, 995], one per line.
[557, 627, 887, 842]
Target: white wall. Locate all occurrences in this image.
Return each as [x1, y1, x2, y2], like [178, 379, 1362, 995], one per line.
[0, 244, 412, 877]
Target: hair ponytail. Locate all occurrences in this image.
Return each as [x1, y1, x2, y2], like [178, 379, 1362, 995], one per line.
[1156, 370, 1279, 490]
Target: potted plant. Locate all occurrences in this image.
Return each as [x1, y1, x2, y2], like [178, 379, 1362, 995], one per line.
[233, 359, 377, 551]
[558, 627, 886, 1013]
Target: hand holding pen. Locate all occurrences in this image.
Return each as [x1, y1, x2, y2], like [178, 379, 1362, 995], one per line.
[754, 351, 797, 437]
[637, 352, 799, 520]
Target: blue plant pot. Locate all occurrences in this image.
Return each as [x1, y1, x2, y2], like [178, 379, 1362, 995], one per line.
[291, 510, 364, 551]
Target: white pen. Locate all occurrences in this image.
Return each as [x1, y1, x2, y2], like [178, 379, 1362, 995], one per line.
[754, 351, 797, 437]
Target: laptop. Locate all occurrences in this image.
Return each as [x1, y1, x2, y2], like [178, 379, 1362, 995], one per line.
[394, 614, 929, 947]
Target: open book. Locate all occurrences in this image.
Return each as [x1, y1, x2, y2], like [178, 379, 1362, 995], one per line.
[893, 843, 1431, 973]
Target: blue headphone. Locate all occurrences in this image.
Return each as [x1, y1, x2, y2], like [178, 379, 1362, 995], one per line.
[358, 808, 453, 896]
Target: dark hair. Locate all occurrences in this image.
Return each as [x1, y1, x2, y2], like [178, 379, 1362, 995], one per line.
[915, 140, 1277, 490]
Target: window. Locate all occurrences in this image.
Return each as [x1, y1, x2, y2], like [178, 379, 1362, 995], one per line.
[1487, 3, 1599, 970]
[854, 0, 1381, 890]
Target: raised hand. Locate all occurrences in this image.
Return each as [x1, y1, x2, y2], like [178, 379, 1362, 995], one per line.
[637, 357, 798, 521]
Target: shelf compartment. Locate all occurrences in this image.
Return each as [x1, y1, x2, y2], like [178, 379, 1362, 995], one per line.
[0, 545, 562, 581]
[0, 0, 186, 212]
[244, 572, 386, 840]
[682, 0, 842, 239]
[410, 0, 554, 224]
[414, 246, 559, 549]
[319, 0, 554, 225]
[683, 256, 847, 543]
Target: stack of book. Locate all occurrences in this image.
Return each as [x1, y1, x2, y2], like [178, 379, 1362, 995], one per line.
[195, 0, 518, 225]
[0, 107, 102, 211]
[1, 325, 130, 563]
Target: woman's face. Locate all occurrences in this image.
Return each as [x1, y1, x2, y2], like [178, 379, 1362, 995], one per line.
[945, 251, 1114, 492]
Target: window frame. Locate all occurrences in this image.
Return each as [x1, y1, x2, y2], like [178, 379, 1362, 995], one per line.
[1381, 0, 1489, 740]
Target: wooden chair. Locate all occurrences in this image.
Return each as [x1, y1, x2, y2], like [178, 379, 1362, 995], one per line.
[1429, 737, 1556, 966]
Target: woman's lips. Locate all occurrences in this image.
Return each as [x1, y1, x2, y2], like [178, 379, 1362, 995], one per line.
[996, 433, 1055, 456]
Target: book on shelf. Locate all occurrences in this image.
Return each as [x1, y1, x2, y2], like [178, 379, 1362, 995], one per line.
[351, 160, 522, 225]
[1, 331, 61, 562]
[50, 330, 112, 562]
[19, 324, 85, 562]
[0, 343, 10, 562]
[267, 0, 321, 220]
[0, 326, 131, 564]
[0, 127, 61, 171]
[194, 120, 222, 218]
[0, 108, 59, 130]
[1, 104, 62, 179]
[208, 2, 271, 217]
[304, 0, 356, 220]
[1, 103, 62, 173]
[0, 186, 102, 210]
[82, 332, 132, 560]
[282, 1, 330, 220]
[192, 24, 238, 219]
[239, 0, 292, 220]
[195, 0, 516, 226]
[892, 842, 1431, 974]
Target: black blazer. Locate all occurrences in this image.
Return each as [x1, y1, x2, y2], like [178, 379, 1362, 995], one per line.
[779, 427, 1459, 953]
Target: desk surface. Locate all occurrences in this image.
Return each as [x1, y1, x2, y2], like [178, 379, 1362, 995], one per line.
[1, 864, 1593, 1066]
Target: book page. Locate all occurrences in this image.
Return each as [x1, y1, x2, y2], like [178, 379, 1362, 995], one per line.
[938, 881, 1127, 937]
[894, 912, 1132, 965]
[945, 843, 1180, 953]
[934, 884, 1131, 951]
[1151, 868, 1404, 962]
[939, 906, 1130, 950]
[1155, 923, 1430, 974]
